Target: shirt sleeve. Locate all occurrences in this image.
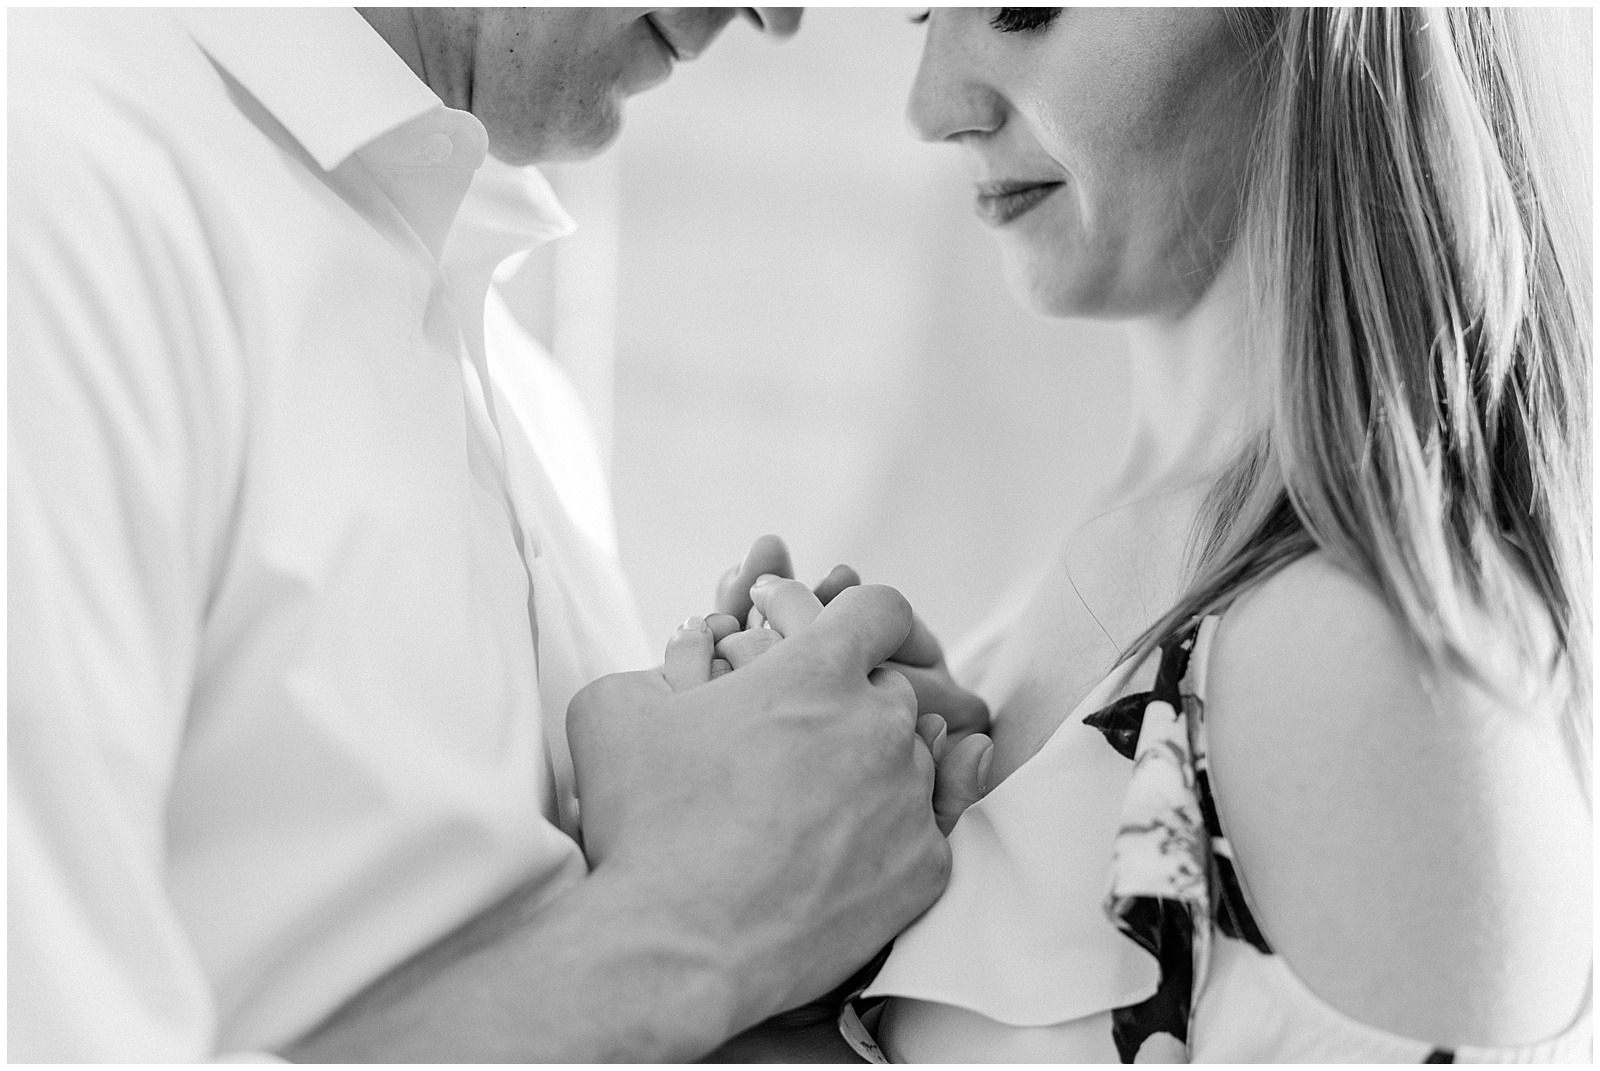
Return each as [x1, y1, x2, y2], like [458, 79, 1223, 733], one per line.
[7, 87, 256, 1061]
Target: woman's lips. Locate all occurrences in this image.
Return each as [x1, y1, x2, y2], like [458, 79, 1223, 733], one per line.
[974, 181, 1065, 227]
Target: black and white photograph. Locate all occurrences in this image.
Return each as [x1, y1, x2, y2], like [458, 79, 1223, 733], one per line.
[8, 5, 1593, 1062]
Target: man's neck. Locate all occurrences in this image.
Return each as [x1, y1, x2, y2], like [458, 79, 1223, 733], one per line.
[357, 8, 475, 112]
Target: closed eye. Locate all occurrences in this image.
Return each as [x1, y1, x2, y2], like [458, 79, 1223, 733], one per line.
[988, 8, 1062, 34]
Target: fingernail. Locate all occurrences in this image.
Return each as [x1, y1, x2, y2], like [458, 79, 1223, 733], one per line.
[752, 573, 781, 589]
[977, 741, 995, 786]
[680, 615, 705, 632]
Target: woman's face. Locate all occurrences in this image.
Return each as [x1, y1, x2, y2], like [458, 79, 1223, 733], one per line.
[908, 8, 1261, 321]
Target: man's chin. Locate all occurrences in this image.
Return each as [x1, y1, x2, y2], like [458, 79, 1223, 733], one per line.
[485, 108, 624, 166]
[622, 49, 675, 99]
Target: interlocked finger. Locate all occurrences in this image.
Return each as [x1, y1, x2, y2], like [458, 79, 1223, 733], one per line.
[933, 732, 993, 836]
[714, 535, 794, 622]
[868, 665, 919, 725]
[750, 575, 824, 638]
[706, 613, 743, 644]
[813, 563, 862, 606]
[887, 661, 992, 742]
[915, 713, 949, 762]
[802, 584, 914, 681]
[716, 626, 784, 669]
[806, 564, 940, 669]
[663, 617, 715, 692]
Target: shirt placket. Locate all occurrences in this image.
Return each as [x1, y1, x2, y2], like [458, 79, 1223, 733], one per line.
[354, 115, 581, 833]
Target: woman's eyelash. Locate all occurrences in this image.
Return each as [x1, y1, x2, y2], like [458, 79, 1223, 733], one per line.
[988, 8, 1062, 34]
[907, 7, 1059, 33]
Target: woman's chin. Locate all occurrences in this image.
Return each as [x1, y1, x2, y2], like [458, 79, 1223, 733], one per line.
[1002, 258, 1114, 321]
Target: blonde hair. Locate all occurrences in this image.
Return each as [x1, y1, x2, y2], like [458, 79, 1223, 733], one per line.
[1135, 9, 1592, 767]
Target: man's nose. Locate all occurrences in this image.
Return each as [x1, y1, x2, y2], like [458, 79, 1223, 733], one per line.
[906, 13, 1005, 144]
[741, 8, 803, 39]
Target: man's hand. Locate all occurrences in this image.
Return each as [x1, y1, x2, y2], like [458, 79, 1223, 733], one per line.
[569, 583, 951, 1033]
[714, 535, 991, 744]
[712, 574, 992, 837]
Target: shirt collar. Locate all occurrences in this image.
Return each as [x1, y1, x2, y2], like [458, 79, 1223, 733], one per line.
[455, 155, 577, 268]
[178, 8, 577, 263]
[177, 7, 447, 173]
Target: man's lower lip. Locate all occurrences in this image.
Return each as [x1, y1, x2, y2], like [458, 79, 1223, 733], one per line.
[975, 183, 1063, 227]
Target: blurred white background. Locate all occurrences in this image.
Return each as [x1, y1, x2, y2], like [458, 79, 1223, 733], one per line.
[504, 8, 1132, 649]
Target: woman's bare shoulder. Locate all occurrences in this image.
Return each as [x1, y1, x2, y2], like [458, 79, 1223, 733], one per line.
[1203, 553, 1590, 1049]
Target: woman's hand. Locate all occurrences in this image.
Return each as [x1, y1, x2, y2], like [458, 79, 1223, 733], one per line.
[662, 612, 743, 689]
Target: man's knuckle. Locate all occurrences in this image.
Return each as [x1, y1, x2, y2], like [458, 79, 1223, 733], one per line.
[863, 583, 913, 621]
[804, 633, 856, 678]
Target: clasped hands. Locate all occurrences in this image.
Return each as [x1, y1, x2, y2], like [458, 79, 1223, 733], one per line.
[563, 535, 994, 1054]
[678, 534, 994, 836]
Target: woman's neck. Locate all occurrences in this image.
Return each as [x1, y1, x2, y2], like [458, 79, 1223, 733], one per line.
[1108, 254, 1261, 504]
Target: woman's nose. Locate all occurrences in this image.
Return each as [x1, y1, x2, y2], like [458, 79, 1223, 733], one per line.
[906, 14, 1005, 144]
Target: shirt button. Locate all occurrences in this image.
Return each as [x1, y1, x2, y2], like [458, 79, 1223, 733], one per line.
[418, 131, 454, 164]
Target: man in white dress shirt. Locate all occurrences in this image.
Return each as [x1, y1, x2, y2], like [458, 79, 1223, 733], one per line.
[9, 8, 964, 1061]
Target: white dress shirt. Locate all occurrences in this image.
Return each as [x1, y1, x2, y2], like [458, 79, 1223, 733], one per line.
[9, 8, 651, 1061]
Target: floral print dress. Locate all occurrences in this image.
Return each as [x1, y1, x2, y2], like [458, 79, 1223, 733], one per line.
[1087, 615, 1590, 1063]
[844, 614, 1592, 1063]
